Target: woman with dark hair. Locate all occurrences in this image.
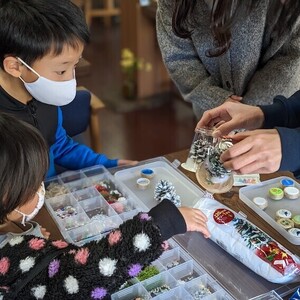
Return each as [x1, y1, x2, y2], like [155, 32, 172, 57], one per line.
[157, 0, 300, 118]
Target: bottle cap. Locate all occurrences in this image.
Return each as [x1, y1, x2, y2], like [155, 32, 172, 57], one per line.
[140, 168, 155, 179]
[136, 178, 150, 190]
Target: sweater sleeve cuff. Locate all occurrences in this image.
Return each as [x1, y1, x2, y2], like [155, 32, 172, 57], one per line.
[276, 127, 300, 174]
[259, 96, 287, 129]
[148, 200, 186, 240]
[99, 158, 118, 168]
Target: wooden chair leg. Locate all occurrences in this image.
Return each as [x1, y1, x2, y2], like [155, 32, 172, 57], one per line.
[89, 111, 102, 153]
[84, 0, 92, 28]
[77, 86, 105, 153]
[103, 0, 113, 27]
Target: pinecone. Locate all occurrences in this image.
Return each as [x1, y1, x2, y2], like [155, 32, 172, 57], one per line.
[190, 139, 213, 163]
[154, 179, 181, 207]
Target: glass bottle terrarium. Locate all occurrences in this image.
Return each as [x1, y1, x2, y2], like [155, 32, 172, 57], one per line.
[196, 138, 234, 194]
[181, 127, 217, 172]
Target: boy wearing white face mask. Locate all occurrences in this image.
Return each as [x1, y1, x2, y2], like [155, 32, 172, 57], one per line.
[0, 0, 137, 178]
[0, 112, 210, 299]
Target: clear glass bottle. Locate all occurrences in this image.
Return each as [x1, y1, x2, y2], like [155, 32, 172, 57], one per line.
[181, 127, 217, 172]
[196, 138, 234, 194]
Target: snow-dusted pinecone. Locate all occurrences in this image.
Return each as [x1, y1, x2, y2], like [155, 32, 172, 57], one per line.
[154, 179, 181, 207]
[190, 139, 213, 163]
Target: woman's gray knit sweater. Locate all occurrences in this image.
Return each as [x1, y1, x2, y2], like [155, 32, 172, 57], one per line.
[157, 0, 300, 118]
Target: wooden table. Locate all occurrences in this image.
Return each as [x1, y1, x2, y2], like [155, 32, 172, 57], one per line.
[35, 149, 300, 299]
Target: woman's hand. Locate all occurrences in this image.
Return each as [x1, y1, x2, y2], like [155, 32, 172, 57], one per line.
[221, 129, 282, 174]
[226, 94, 243, 102]
[178, 207, 210, 238]
[196, 101, 264, 137]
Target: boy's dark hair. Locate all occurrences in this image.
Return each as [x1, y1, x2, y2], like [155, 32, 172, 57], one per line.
[0, 113, 49, 224]
[0, 0, 90, 68]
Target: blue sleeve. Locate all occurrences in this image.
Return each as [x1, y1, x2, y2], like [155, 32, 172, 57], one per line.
[51, 108, 118, 171]
[276, 127, 300, 176]
[260, 90, 300, 129]
[258, 91, 300, 176]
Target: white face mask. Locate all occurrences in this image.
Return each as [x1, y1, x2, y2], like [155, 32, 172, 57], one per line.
[15, 182, 45, 226]
[17, 57, 77, 106]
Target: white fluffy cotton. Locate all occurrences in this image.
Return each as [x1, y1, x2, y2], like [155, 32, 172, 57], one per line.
[98, 258, 117, 276]
[9, 236, 24, 246]
[133, 233, 151, 252]
[64, 275, 79, 294]
[31, 285, 46, 299]
[19, 256, 35, 273]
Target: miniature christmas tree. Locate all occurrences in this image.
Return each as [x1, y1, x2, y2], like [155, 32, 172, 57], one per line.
[154, 179, 181, 207]
[206, 139, 233, 178]
[233, 218, 271, 249]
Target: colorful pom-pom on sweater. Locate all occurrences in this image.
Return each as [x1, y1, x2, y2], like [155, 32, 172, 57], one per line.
[0, 200, 186, 299]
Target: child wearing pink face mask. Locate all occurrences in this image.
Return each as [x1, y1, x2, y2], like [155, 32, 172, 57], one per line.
[0, 112, 210, 299]
[0, 0, 137, 179]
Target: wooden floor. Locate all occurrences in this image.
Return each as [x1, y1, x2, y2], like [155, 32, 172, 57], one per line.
[78, 19, 197, 162]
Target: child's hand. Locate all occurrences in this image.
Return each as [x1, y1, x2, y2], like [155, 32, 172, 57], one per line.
[178, 207, 210, 238]
[118, 159, 139, 166]
[40, 226, 50, 239]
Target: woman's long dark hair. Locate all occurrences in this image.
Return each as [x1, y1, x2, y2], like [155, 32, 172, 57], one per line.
[172, 0, 300, 57]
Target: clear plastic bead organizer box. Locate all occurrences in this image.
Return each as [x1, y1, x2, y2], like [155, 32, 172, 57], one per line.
[44, 157, 205, 246]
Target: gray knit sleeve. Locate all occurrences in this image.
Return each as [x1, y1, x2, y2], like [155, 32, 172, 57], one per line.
[242, 25, 300, 106]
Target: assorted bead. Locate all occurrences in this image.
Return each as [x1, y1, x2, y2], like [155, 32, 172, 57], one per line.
[55, 205, 78, 219]
[45, 182, 70, 198]
[191, 284, 212, 299]
[149, 284, 171, 297]
[94, 180, 125, 204]
[165, 259, 180, 269]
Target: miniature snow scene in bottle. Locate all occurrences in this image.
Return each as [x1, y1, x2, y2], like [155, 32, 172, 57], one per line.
[182, 127, 217, 172]
[196, 138, 234, 194]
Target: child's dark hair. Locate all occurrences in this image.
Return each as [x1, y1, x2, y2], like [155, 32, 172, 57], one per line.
[0, 113, 49, 224]
[0, 0, 90, 68]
